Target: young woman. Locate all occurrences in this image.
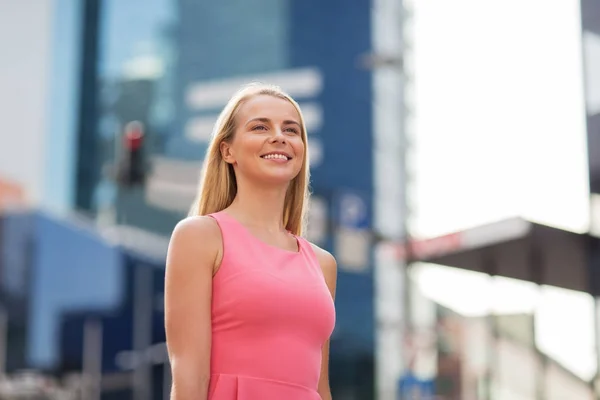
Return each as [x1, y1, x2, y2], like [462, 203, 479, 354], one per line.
[164, 83, 337, 400]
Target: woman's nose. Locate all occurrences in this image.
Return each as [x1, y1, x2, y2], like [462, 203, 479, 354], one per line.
[270, 129, 286, 143]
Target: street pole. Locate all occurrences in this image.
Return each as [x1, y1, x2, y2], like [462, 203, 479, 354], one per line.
[132, 263, 154, 400]
[370, 0, 411, 399]
[82, 317, 103, 400]
[580, 0, 600, 398]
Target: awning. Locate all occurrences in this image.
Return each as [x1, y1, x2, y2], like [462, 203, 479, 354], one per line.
[384, 217, 599, 295]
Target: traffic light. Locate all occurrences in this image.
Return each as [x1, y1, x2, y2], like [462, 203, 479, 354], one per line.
[117, 121, 147, 187]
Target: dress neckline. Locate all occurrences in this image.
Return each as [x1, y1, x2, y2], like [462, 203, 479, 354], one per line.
[218, 211, 302, 255]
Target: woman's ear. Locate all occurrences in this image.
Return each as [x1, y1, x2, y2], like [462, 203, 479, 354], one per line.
[220, 141, 235, 165]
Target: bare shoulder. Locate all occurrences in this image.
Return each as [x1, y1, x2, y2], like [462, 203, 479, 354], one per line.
[309, 243, 337, 273]
[171, 215, 220, 241]
[309, 243, 337, 293]
[167, 216, 222, 273]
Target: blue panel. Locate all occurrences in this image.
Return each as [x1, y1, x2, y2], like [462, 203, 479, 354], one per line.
[59, 253, 166, 375]
[27, 214, 123, 368]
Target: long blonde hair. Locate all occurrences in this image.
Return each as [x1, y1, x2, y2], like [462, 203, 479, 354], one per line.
[188, 83, 310, 236]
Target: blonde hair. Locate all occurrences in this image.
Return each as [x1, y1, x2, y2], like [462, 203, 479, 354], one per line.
[188, 83, 310, 236]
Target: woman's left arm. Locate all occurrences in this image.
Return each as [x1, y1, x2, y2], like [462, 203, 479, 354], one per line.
[312, 244, 338, 400]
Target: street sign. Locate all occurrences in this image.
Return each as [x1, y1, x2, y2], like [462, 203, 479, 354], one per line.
[335, 191, 369, 230]
[333, 190, 371, 272]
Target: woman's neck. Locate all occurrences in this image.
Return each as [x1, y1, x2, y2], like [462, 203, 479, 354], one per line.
[226, 182, 289, 232]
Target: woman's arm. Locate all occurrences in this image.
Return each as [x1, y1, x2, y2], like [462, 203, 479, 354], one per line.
[164, 216, 221, 400]
[312, 244, 338, 400]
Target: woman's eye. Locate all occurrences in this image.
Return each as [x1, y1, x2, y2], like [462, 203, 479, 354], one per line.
[286, 127, 300, 134]
[252, 125, 267, 131]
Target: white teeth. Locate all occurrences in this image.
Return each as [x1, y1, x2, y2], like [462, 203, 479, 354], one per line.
[263, 154, 288, 160]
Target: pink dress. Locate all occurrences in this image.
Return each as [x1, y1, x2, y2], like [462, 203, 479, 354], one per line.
[206, 211, 336, 399]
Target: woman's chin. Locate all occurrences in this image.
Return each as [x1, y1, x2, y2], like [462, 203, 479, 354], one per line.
[255, 171, 299, 187]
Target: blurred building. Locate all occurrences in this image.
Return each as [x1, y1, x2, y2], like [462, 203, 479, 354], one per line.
[1, 0, 376, 399]
[2, 0, 600, 400]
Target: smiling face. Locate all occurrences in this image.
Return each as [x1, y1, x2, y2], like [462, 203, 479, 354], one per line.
[220, 94, 306, 187]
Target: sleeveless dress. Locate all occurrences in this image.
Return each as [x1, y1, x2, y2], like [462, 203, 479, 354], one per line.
[206, 211, 336, 399]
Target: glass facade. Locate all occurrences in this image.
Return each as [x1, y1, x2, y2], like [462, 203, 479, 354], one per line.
[81, 0, 374, 231]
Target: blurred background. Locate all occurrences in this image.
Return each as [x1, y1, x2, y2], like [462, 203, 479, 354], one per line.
[0, 0, 599, 399]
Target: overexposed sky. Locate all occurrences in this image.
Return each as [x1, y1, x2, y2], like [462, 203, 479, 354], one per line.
[408, 0, 595, 381]
[410, 0, 589, 238]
